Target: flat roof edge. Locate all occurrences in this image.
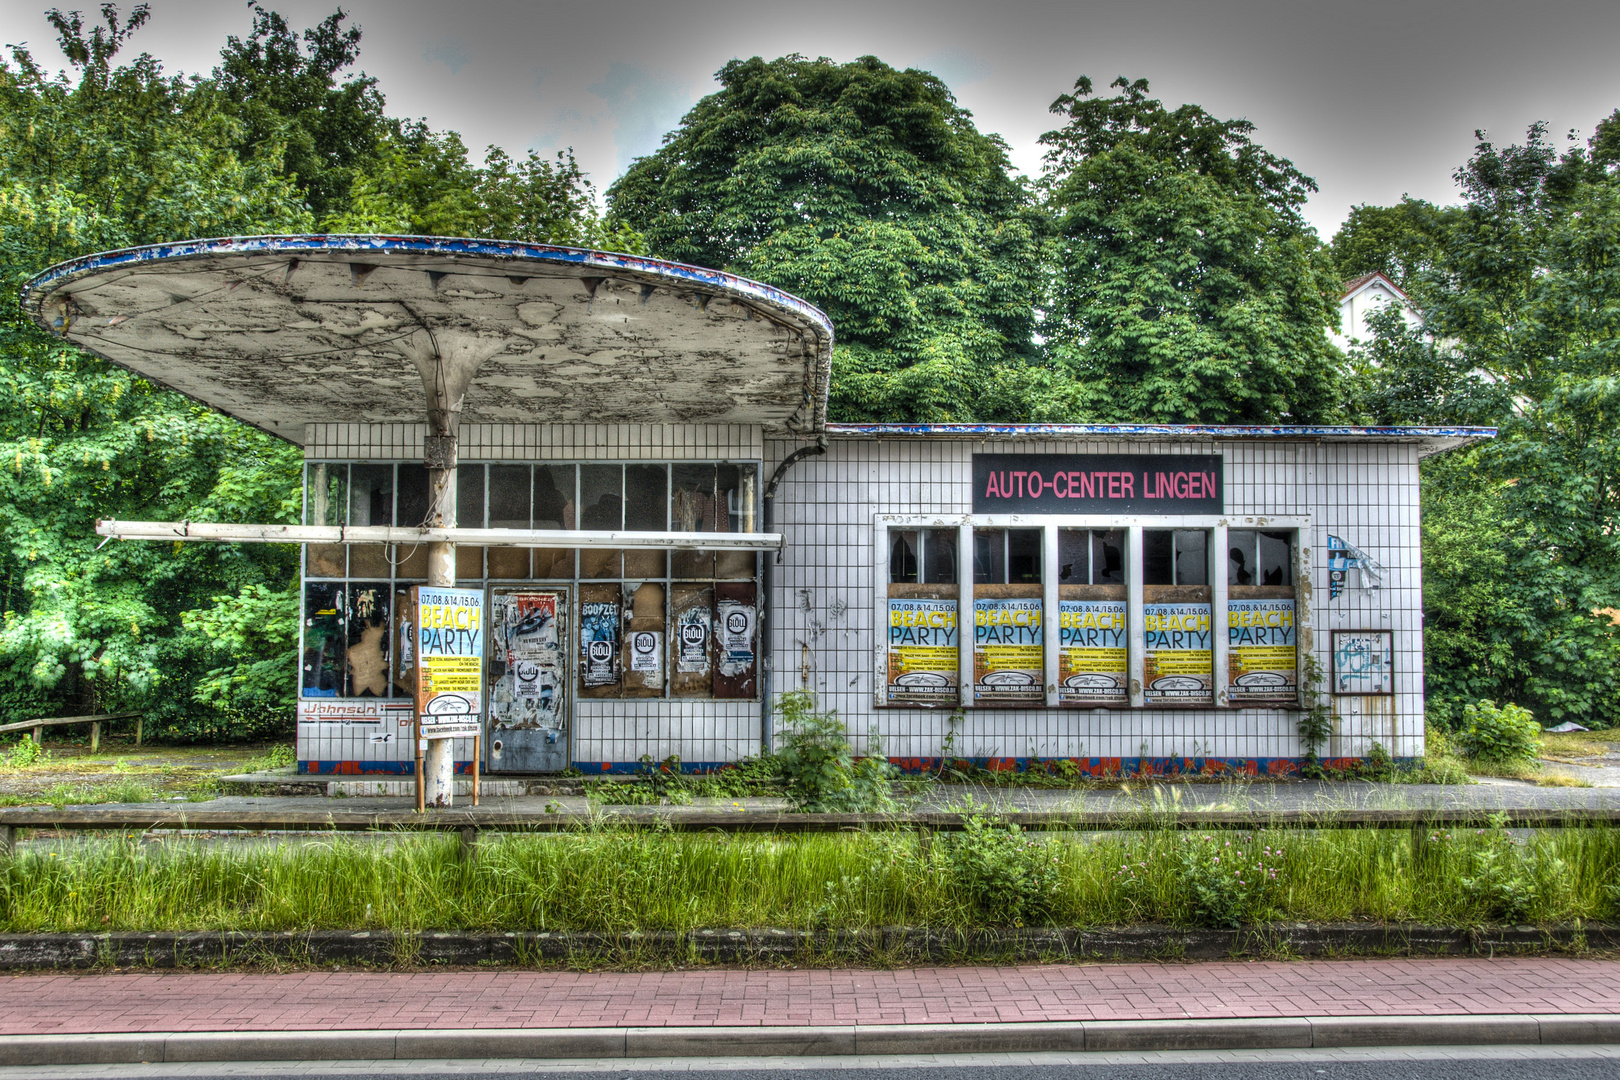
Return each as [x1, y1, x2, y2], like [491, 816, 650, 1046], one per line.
[824, 423, 1497, 444]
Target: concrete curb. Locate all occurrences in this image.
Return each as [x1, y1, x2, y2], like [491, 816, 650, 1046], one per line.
[1, 923, 1616, 969]
[1, 1015, 1618, 1067]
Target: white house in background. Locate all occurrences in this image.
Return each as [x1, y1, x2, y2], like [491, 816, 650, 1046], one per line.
[1331, 271, 1420, 353]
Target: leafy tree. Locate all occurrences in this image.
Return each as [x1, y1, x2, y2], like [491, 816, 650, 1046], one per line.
[326, 127, 643, 250]
[1038, 76, 1346, 424]
[607, 54, 1047, 422]
[1328, 198, 1456, 291]
[1352, 116, 1620, 727]
[0, 5, 308, 735]
[214, 3, 389, 221]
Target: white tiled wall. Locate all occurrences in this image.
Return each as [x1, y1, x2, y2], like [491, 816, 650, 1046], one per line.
[765, 436, 1426, 762]
[304, 423, 762, 462]
[299, 426, 1427, 769]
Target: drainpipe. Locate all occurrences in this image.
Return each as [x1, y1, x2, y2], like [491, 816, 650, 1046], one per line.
[760, 435, 827, 754]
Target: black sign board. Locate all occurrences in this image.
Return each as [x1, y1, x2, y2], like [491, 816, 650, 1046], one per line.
[973, 453, 1223, 515]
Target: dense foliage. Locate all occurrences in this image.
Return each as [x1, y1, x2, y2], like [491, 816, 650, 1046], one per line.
[1036, 77, 1347, 423]
[0, 5, 620, 738]
[608, 55, 1048, 421]
[1341, 114, 1620, 727]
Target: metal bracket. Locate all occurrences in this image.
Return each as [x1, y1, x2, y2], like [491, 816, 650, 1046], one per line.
[423, 435, 457, 470]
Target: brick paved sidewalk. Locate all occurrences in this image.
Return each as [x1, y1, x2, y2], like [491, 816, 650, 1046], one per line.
[2, 958, 1618, 1035]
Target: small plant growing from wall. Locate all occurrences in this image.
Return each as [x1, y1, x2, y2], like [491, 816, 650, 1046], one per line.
[1458, 700, 1543, 764]
[1296, 654, 1336, 778]
[775, 690, 897, 812]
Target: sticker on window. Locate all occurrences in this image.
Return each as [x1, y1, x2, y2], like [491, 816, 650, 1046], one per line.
[887, 598, 959, 705]
[1228, 599, 1297, 703]
[676, 607, 711, 673]
[580, 600, 620, 687]
[1058, 600, 1127, 705]
[716, 600, 756, 677]
[1143, 603, 1212, 704]
[973, 597, 1043, 704]
[629, 630, 662, 673]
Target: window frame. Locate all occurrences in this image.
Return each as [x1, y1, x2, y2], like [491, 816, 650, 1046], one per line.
[299, 458, 764, 704]
[874, 513, 1311, 712]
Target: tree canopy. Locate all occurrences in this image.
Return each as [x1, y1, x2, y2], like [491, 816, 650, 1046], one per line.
[1037, 77, 1347, 424]
[607, 55, 1048, 422]
[1349, 115, 1620, 727]
[0, 4, 626, 736]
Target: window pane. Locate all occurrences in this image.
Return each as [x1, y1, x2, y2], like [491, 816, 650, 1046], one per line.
[345, 582, 391, 697]
[302, 582, 345, 696]
[973, 529, 1005, 584]
[396, 464, 430, 528]
[580, 464, 623, 530]
[671, 463, 717, 531]
[305, 463, 346, 526]
[533, 465, 575, 530]
[1057, 529, 1087, 583]
[923, 528, 958, 584]
[717, 463, 757, 532]
[1259, 531, 1293, 586]
[1143, 530, 1174, 585]
[488, 465, 531, 529]
[1228, 529, 1258, 585]
[1174, 530, 1208, 585]
[890, 530, 919, 583]
[349, 464, 394, 526]
[1007, 529, 1042, 584]
[625, 464, 668, 531]
[456, 464, 484, 528]
[1092, 529, 1126, 585]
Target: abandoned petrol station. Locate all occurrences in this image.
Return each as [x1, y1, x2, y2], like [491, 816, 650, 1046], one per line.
[22, 235, 1494, 783]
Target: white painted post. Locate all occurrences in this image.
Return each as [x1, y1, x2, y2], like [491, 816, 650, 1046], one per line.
[1127, 526, 1145, 708]
[421, 457, 457, 809]
[1211, 523, 1230, 708]
[1042, 524, 1060, 708]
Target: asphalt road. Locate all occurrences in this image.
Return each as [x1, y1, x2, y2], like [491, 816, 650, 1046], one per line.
[9, 1047, 1620, 1080]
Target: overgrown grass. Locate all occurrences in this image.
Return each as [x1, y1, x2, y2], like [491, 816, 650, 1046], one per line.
[4, 820, 1616, 933]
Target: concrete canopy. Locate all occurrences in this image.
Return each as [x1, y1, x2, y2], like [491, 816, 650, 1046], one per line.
[21, 235, 834, 445]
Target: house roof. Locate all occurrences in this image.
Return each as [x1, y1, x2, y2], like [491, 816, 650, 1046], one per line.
[1340, 271, 1409, 302]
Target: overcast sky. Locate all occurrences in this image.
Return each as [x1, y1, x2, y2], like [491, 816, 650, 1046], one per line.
[4, 0, 1619, 238]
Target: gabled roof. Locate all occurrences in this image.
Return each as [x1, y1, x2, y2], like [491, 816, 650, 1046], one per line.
[1340, 271, 1409, 303]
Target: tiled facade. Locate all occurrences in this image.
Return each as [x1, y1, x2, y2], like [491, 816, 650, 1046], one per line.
[297, 423, 1427, 773]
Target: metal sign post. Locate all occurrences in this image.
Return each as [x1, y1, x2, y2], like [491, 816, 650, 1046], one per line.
[411, 585, 485, 809]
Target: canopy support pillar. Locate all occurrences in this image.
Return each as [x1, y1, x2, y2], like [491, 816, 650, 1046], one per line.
[417, 340, 480, 811]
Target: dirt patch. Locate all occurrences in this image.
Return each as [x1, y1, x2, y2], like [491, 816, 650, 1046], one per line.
[0, 741, 285, 804]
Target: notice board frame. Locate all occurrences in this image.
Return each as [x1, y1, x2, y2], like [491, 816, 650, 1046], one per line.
[1330, 628, 1395, 697]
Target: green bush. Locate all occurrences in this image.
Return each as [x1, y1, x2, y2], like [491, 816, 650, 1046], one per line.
[775, 691, 897, 812]
[1173, 833, 1284, 928]
[1458, 700, 1542, 762]
[1457, 818, 1564, 923]
[938, 813, 1060, 925]
[1, 738, 48, 769]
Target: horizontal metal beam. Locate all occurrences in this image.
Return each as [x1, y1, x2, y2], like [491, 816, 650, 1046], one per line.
[96, 520, 783, 551]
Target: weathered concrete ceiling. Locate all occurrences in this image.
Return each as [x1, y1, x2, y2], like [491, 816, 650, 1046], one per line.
[21, 236, 834, 445]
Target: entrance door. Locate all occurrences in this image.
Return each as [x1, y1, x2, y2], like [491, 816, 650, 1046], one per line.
[486, 586, 569, 773]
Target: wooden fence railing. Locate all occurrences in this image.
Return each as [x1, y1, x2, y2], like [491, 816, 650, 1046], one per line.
[0, 713, 142, 752]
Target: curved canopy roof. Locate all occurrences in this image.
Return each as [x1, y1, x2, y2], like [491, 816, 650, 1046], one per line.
[21, 235, 834, 445]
